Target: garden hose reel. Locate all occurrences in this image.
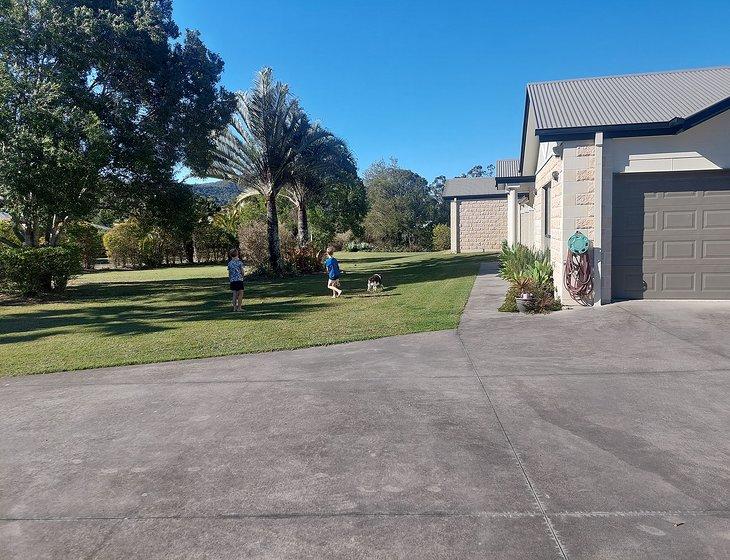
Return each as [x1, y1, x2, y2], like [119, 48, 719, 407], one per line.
[564, 231, 593, 303]
[568, 231, 590, 255]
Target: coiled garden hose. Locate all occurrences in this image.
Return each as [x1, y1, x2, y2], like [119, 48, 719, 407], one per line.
[564, 232, 593, 303]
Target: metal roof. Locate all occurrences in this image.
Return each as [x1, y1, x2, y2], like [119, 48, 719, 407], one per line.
[527, 67, 730, 131]
[442, 177, 504, 198]
[495, 159, 520, 178]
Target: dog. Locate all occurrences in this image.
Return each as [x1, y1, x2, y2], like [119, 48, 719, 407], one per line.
[367, 274, 383, 292]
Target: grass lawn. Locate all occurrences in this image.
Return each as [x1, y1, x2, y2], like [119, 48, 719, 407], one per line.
[0, 251, 492, 377]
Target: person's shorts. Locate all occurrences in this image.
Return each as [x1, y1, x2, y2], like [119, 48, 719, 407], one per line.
[230, 281, 244, 291]
[328, 278, 341, 288]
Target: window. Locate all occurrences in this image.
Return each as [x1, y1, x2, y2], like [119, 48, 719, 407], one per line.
[543, 184, 551, 238]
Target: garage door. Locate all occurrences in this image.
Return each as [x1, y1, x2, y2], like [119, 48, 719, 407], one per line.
[612, 170, 730, 300]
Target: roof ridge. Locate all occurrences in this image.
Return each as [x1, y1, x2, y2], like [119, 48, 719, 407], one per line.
[527, 66, 730, 88]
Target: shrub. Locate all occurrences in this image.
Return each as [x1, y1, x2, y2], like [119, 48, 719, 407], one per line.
[193, 222, 229, 263]
[0, 221, 22, 247]
[156, 228, 185, 265]
[284, 243, 323, 275]
[498, 284, 520, 312]
[103, 220, 144, 268]
[498, 281, 561, 314]
[0, 245, 82, 295]
[238, 221, 268, 274]
[345, 240, 373, 252]
[498, 241, 561, 314]
[239, 221, 323, 276]
[104, 220, 189, 268]
[532, 283, 562, 313]
[139, 229, 166, 268]
[498, 241, 550, 284]
[241, 224, 301, 274]
[65, 222, 105, 270]
[432, 224, 450, 251]
[331, 231, 354, 251]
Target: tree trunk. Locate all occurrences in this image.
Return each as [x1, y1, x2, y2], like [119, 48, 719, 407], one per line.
[21, 222, 36, 247]
[297, 200, 309, 247]
[184, 239, 195, 263]
[265, 192, 283, 275]
[47, 214, 66, 246]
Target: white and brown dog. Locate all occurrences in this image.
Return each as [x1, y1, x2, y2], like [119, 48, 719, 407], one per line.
[367, 274, 383, 292]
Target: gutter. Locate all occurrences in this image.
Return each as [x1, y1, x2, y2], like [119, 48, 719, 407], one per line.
[535, 95, 730, 141]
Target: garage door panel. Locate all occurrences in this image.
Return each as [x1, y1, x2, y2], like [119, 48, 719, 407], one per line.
[612, 170, 730, 300]
[662, 210, 697, 230]
[644, 211, 658, 231]
[662, 240, 695, 259]
[702, 190, 730, 201]
[703, 209, 730, 229]
[703, 272, 730, 291]
[702, 240, 730, 258]
[661, 272, 695, 292]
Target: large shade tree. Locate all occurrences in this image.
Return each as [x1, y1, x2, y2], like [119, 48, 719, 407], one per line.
[363, 159, 438, 250]
[208, 68, 331, 274]
[0, 0, 234, 246]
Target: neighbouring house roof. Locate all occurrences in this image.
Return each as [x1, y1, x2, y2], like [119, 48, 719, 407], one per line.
[495, 159, 520, 179]
[0, 212, 11, 221]
[442, 177, 504, 199]
[527, 66, 730, 134]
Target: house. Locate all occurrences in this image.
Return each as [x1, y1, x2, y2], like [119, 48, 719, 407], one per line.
[495, 66, 730, 303]
[442, 177, 511, 253]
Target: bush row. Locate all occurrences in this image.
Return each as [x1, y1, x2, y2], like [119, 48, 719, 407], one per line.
[0, 245, 82, 296]
[103, 219, 230, 269]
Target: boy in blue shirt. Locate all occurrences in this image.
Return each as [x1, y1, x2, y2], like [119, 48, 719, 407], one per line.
[324, 246, 342, 298]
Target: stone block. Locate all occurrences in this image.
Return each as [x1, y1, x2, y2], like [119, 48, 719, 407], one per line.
[576, 169, 595, 181]
[576, 217, 595, 229]
[576, 145, 595, 157]
[576, 192, 594, 205]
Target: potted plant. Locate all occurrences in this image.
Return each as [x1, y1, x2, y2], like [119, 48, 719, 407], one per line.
[513, 277, 535, 313]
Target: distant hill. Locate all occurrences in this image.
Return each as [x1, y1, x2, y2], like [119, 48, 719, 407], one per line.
[189, 180, 241, 206]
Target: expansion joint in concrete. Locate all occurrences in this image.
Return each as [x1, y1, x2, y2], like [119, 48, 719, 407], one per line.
[455, 330, 570, 560]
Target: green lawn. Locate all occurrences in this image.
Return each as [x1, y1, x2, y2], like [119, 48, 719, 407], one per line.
[0, 251, 491, 377]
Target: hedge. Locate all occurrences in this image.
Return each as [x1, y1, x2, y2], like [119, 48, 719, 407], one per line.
[0, 245, 82, 296]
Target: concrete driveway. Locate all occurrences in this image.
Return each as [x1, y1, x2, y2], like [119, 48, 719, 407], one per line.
[2, 263, 729, 559]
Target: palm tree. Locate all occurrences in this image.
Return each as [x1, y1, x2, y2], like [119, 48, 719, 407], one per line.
[284, 127, 358, 246]
[207, 67, 327, 274]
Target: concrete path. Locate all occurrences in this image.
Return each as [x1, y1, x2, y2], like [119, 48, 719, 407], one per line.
[2, 263, 729, 559]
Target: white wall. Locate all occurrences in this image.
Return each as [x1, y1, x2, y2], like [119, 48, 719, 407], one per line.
[536, 141, 558, 172]
[610, 110, 730, 173]
[519, 204, 534, 247]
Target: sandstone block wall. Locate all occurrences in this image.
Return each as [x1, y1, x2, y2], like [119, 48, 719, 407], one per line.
[533, 139, 597, 304]
[457, 198, 508, 252]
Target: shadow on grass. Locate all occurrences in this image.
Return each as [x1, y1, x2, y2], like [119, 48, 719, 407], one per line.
[2, 253, 492, 345]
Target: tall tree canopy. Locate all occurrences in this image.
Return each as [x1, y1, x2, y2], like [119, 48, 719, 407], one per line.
[0, 0, 234, 245]
[363, 159, 437, 250]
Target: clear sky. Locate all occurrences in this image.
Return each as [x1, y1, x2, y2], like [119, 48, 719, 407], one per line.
[173, 0, 730, 183]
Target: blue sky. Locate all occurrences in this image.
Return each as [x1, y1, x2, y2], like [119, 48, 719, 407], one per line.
[174, 0, 730, 182]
